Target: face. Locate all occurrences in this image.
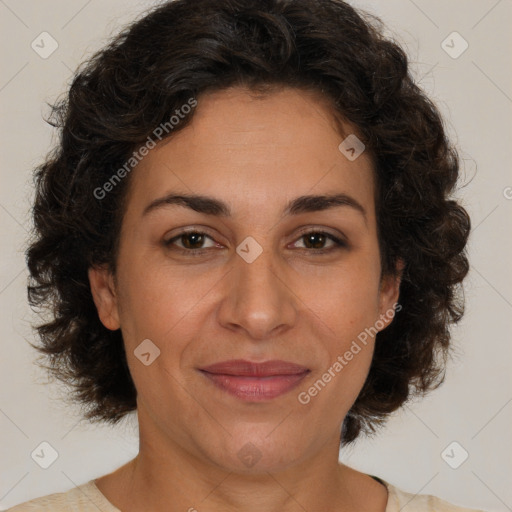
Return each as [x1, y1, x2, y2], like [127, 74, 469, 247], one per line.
[89, 86, 401, 473]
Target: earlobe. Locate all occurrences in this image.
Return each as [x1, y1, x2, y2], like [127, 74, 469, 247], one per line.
[88, 265, 121, 331]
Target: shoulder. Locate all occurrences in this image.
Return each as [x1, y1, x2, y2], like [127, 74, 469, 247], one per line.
[7, 480, 120, 512]
[384, 480, 486, 512]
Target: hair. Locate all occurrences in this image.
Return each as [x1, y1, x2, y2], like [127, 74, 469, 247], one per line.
[26, 0, 470, 445]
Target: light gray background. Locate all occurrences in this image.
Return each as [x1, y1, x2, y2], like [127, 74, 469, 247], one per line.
[1, 0, 511, 510]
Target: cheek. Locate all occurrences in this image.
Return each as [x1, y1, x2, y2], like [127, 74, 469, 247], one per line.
[114, 257, 221, 403]
[114, 253, 218, 344]
[299, 302, 377, 420]
[305, 259, 381, 393]
[314, 259, 381, 333]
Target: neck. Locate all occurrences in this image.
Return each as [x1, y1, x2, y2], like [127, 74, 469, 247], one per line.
[95, 410, 388, 512]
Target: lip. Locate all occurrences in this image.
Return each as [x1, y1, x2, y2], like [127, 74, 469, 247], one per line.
[199, 359, 310, 401]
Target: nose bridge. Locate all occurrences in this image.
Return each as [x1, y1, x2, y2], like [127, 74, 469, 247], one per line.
[237, 244, 279, 295]
[219, 240, 297, 338]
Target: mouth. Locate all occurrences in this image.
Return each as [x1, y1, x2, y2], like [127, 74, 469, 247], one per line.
[198, 359, 311, 401]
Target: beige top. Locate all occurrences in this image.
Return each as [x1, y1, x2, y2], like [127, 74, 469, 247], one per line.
[8, 478, 485, 511]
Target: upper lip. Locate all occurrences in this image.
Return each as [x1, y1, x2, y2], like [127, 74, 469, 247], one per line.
[199, 359, 309, 377]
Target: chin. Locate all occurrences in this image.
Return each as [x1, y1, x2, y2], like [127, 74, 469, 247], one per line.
[203, 428, 311, 475]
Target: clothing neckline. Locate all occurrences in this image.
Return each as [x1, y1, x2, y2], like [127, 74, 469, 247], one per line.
[87, 480, 122, 511]
[88, 474, 396, 511]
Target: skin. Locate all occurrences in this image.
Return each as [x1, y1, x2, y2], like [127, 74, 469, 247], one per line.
[88, 86, 401, 512]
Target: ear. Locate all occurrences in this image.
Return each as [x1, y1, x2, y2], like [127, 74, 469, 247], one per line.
[377, 258, 404, 330]
[88, 264, 121, 331]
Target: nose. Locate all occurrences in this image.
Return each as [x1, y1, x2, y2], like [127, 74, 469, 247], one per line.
[217, 244, 298, 340]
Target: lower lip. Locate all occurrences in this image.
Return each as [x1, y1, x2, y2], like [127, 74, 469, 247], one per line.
[200, 371, 309, 401]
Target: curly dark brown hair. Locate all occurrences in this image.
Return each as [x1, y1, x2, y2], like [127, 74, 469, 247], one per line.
[25, 0, 470, 445]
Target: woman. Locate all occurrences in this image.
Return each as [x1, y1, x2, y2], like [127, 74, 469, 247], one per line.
[12, 0, 481, 510]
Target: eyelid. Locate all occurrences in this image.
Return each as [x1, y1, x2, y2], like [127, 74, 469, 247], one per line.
[292, 225, 348, 243]
[165, 225, 223, 242]
[164, 226, 221, 250]
[164, 225, 348, 253]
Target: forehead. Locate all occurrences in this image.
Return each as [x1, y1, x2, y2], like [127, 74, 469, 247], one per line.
[124, 86, 376, 222]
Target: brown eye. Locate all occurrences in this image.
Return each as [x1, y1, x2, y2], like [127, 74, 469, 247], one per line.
[303, 232, 327, 249]
[292, 231, 346, 252]
[165, 231, 217, 252]
[180, 232, 206, 249]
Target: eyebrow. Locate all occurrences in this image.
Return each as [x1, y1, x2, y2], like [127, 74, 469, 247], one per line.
[142, 192, 367, 223]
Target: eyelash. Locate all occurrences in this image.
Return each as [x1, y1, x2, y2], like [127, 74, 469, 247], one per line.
[164, 229, 347, 256]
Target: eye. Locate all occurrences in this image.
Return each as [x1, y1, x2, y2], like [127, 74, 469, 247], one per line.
[164, 228, 347, 256]
[290, 230, 347, 253]
[164, 230, 218, 253]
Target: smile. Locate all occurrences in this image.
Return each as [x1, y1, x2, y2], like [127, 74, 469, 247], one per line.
[198, 359, 311, 401]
